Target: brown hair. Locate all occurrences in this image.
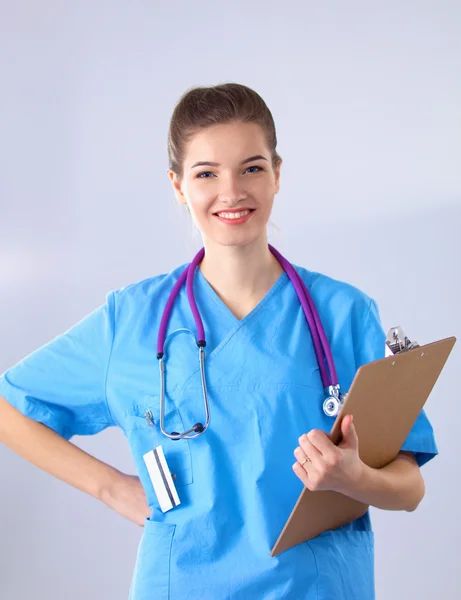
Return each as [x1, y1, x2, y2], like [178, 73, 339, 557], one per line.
[168, 83, 282, 179]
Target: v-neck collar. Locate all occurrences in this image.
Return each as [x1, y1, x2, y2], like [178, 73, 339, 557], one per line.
[195, 267, 289, 326]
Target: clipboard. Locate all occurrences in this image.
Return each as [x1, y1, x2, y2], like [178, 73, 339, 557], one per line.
[271, 334, 457, 557]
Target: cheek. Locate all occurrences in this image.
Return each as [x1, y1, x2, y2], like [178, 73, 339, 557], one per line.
[250, 178, 277, 200]
[260, 192, 275, 214]
[186, 185, 215, 211]
[186, 198, 216, 231]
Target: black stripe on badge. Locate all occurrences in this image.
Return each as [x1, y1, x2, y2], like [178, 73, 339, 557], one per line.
[153, 447, 177, 509]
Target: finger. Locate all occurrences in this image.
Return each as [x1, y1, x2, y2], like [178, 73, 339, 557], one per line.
[341, 414, 354, 438]
[293, 446, 313, 468]
[340, 416, 359, 450]
[346, 421, 359, 449]
[297, 434, 322, 463]
[304, 429, 337, 461]
[292, 461, 311, 488]
[341, 414, 352, 435]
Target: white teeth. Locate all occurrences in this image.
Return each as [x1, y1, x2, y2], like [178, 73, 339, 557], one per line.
[216, 210, 251, 220]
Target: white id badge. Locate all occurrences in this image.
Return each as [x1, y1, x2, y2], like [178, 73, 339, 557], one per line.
[143, 445, 180, 513]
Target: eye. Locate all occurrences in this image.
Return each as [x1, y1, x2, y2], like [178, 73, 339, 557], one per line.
[244, 165, 263, 174]
[196, 171, 215, 179]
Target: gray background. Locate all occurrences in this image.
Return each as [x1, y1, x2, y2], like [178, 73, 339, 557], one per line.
[1, 1, 460, 598]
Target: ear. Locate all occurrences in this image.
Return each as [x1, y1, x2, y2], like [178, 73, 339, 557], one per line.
[273, 159, 282, 194]
[168, 170, 187, 206]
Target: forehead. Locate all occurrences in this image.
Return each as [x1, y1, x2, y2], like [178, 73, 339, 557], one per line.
[184, 122, 269, 166]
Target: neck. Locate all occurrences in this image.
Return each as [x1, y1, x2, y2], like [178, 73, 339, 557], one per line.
[199, 236, 283, 310]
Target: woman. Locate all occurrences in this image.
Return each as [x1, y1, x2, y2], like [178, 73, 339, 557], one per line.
[0, 83, 437, 599]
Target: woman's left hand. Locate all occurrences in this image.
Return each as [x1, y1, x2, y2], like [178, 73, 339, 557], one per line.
[293, 415, 364, 494]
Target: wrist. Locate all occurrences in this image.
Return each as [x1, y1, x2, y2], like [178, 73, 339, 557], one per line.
[96, 464, 123, 504]
[336, 460, 373, 498]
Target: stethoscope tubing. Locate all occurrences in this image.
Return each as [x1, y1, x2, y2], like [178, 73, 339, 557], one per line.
[156, 246, 341, 439]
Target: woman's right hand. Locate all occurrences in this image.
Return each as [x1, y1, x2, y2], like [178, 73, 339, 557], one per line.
[0, 398, 151, 528]
[101, 470, 151, 527]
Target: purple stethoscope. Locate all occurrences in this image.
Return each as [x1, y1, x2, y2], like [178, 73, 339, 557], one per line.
[154, 245, 345, 440]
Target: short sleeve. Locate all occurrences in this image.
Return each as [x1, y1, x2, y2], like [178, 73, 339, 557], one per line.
[0, 292, 116, 440]
[354, 299, 438, 468]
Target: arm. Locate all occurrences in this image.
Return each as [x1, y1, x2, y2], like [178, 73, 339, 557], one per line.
[337, 450, 425, 512]
[294, 416, 427, 513]
[0, 395, 150, 525]
[0, 394, 118, 499]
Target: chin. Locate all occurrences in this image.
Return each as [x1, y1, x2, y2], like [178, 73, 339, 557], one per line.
[205, 231, 267, 250]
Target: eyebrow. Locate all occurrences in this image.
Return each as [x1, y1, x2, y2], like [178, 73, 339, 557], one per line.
[190, 155, 268, 169]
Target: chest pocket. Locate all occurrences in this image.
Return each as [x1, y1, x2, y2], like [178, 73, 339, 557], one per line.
[124, 394, 193, 493]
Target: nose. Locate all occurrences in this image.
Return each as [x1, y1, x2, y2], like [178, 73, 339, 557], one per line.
[217, 173, 247, 205]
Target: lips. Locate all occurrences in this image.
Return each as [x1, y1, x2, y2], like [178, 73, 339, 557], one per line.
[213, 209, 255, 226]
[213, 208, 255, 216]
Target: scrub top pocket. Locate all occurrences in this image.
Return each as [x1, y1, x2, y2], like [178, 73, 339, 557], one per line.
[307, 529, 375, 599]
[124, 395, 193, 499]
[129, 519, 176, 600]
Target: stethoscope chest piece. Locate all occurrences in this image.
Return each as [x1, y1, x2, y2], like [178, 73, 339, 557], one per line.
[322, 385, 345, 418]
[323, 396, 341, 418]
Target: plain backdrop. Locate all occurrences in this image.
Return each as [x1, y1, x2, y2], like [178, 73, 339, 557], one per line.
[1, 1, 460, 598]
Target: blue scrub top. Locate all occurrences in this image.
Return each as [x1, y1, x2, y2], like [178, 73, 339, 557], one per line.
[0, 262, 438, 600]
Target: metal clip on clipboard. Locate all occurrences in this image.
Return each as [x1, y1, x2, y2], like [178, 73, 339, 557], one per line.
[326, 326, 417, 416]
[385, 326, 420, 356]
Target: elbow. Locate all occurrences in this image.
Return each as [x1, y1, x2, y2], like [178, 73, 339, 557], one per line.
[405, 476, 426, 512]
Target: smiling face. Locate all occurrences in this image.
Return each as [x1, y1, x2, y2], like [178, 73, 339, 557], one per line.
[169, 121, 281, 249]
